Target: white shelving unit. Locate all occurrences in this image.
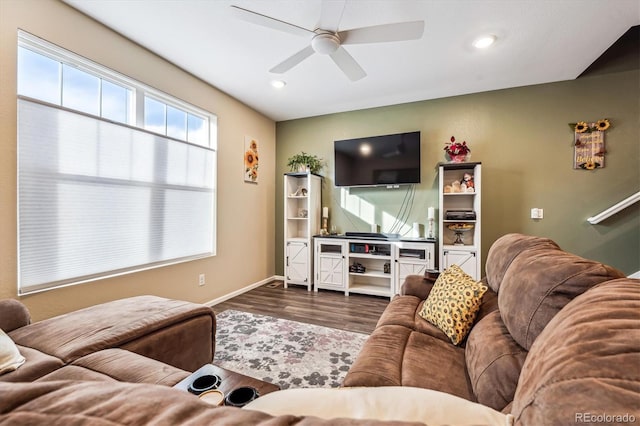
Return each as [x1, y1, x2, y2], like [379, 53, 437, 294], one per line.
[284, 173, 322, 290]
[314, 237, 435, 299]
[347, 241, 394, 297]
[438, 162, 482, 280]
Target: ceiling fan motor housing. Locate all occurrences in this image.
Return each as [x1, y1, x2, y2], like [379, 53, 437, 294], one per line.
[311, 32, 340, 55]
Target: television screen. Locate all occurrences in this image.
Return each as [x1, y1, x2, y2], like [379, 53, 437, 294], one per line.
[334, 131, 421, 187]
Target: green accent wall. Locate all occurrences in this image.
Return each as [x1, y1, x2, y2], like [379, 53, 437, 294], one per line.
[276, 68, 640, 276]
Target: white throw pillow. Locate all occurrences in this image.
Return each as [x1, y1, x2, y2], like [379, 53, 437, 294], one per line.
[244, 386, 513, 426]
[0, 329, 26, 375]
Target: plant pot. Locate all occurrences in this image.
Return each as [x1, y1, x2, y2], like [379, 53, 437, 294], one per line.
[448, 154, 468, 163]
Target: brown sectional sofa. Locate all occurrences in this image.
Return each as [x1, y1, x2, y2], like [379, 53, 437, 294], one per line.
[343, 233, 640, 424]
[1, 233, 638, 425]
[1, 295, 216, 385]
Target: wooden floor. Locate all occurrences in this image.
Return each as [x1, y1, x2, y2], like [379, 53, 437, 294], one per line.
[212, 281, 390, 334]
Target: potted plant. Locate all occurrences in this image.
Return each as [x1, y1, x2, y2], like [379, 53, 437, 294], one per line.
[286, 152, 324, 174]
[444, 136, 471, 163]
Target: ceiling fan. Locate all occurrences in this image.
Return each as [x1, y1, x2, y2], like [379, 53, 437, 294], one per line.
[231, 1, 424, 81]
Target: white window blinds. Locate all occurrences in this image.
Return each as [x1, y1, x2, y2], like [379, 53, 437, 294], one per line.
[18, 99, 216, 294]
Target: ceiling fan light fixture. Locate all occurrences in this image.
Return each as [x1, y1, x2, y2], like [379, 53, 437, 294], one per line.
[270, 79, 287, 89]
[311, 33, 340, 55]
[472, 34, 496, 49]
[231, 4, 424, 82]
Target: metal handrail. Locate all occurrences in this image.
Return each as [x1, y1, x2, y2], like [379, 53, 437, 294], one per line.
[587, 191, 640, 224]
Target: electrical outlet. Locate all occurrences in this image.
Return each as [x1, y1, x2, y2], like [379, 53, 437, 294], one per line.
[198, 274, 205, 286]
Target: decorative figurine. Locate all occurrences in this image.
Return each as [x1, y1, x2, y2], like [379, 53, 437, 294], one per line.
[460, 173, 474, 192]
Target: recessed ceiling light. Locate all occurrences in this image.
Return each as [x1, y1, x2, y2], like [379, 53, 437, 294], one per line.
[271, 80, 286, 89]
[472, 35, 496, 49]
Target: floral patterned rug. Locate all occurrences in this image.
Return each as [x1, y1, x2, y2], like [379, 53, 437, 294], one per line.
[213, 310, 369, 389]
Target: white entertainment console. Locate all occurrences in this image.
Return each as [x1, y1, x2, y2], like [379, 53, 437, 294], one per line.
[313, 235, 435, 299]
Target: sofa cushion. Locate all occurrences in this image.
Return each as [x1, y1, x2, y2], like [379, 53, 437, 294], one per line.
[342, 325, 474, 401]
[465, 310, 527, 411]
[399, 329, 474, 400]
[484, 233, 558, 293]
[72, 348, 190, 386]
[511, 278, 640, 425]
[494, 234, 625, 349]
[419, 265, 488, 345]
[0, 345, 63, 383]
[245, 386, 511, 425]
[36, 365, 117, 382]
[0, 329, 25, 375]
[376, 295, 451, 343]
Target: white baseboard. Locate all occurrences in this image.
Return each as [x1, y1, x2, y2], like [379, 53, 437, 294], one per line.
[205, 275, 282, 306]
[629, 271, 640, 279]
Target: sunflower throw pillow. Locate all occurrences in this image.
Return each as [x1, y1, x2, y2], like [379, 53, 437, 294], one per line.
[418, 265, 488, 345]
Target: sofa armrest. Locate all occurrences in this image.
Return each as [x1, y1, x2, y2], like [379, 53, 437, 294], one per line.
[0, 299, 31, 332]
[10, 296, 215, 371]
[400, 275, 435, 299]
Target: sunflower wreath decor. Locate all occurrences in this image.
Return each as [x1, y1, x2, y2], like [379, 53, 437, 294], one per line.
[568, 119, 611, 170]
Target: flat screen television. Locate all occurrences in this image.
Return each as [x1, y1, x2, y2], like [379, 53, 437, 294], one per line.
[334, 131, 421, 187]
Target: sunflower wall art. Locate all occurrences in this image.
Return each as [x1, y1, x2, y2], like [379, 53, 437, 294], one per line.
[244, 136, 259, 183]
[569, 119, 610, 170]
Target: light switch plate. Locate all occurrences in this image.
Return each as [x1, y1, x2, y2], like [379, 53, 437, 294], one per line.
[531, 208, 544, 219]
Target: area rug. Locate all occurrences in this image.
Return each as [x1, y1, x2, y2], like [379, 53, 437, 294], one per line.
[214, 310, 369, 389]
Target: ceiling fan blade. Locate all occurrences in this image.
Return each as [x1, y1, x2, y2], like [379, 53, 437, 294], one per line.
[231, 5, 312, 37]
[318, 0, 346, 32]
[270, 45, 316, 73]
[330, 46, 366, 81]
[339, 21, 425, 44]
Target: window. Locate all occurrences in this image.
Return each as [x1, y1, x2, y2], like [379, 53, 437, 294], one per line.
[144, 96, 208, 146]
[18, 44, 133, 125]
[16, 31, 217, 294]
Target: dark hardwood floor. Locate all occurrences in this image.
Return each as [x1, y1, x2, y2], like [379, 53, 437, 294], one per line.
[212, 281, 390, 334]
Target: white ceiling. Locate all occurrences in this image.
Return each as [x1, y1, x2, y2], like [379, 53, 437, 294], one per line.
[63, 0, 639, 122]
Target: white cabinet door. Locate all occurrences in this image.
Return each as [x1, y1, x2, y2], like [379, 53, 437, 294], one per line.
[398, 262, 427, 280]
[317, 255, 345, 290]
[286, 241, 309, 285]
[443, 250, 478, 280]
[396, 261, 427, 294]
[394, 242, 434, 294]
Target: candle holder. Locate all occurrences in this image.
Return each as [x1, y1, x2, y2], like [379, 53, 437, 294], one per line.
[321, 217, 328, 235]
[428, 218, 435, 239]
